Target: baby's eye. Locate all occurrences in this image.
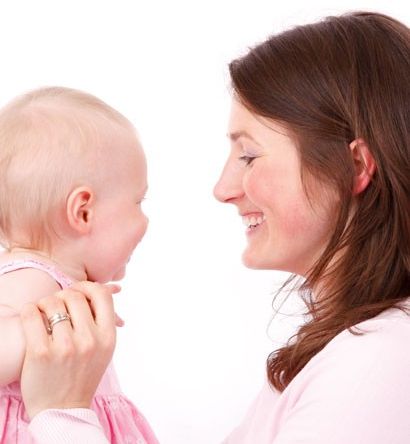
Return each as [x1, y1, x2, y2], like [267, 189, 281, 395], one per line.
[136, 197, 146, 205]
[239, 155, 256, 166]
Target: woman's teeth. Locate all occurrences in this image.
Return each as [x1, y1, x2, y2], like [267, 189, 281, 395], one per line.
[242, 214, 266, 228]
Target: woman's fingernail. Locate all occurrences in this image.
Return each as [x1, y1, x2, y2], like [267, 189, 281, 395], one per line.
[105, 283, 122, 294]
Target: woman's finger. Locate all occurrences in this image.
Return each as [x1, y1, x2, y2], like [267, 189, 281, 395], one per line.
[0, 303, 20, 318]
[36, 295, 73, 339]
[20, 300, 104, 420]
[70, 281, 116, 330]
[20, 302, 50, 352]
[104, 283, 122, 294]
[55, 289, 96, 334]
[103, 284, 124, 326]
[57, 283, 124, 328]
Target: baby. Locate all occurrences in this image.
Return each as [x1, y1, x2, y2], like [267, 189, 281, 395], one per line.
[0, 87, 158, 443]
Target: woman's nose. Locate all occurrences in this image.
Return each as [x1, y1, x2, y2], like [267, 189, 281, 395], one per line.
[213, 160, 244, 204]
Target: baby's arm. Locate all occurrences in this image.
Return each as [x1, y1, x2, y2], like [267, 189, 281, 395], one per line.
[0, 269, 60, 386]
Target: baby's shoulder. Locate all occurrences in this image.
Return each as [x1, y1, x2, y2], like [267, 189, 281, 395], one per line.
[0, 266, 61, 310]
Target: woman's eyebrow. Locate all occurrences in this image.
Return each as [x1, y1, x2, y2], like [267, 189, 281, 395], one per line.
[227, 130, 262, 146]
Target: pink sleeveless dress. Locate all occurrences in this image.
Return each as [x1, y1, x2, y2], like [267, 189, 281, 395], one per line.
[0, 259, 159, 444]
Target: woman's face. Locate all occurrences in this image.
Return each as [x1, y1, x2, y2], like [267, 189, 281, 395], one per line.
[214, 99, 336, 276]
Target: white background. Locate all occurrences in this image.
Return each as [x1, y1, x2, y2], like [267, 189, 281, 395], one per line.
[0, 1, 408, 443]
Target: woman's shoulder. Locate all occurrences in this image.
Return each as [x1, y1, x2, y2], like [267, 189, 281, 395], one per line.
[339, 297, 410, 344]
[304, 298, 410, 378]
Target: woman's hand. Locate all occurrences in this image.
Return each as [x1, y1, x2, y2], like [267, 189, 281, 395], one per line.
[19, 281, 122, 419]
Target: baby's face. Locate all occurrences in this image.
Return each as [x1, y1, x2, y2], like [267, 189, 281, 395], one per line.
[86, 128, 148, 283]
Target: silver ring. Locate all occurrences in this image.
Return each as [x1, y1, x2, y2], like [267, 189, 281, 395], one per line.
[47, 312, 71, 334]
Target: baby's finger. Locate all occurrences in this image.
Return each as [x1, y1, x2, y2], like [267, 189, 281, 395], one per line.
[115, 313, 125, 327]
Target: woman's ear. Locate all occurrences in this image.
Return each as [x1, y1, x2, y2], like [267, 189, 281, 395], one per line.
[349, 138, 377, 195]
[66, 186, 94, 234]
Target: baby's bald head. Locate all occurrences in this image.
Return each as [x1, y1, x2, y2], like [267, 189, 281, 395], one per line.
[0, 86, 139, 251]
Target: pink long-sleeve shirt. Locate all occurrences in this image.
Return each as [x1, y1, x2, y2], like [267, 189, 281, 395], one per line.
[29, 299, 410, 443]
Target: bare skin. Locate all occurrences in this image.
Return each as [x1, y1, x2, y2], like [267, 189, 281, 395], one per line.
[20, 281, 120, 419]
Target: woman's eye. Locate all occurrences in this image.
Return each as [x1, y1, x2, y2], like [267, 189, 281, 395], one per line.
[239, 155, 256, 166]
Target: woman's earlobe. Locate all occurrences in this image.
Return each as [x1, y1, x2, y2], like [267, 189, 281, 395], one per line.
[349, 138, 377, 195]
[66, 187, 94, 234]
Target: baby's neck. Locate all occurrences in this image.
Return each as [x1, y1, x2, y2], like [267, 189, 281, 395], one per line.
[4, 247, 88, 282]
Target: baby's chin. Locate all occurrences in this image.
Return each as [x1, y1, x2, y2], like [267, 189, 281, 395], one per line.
[111, 266, 126, 282]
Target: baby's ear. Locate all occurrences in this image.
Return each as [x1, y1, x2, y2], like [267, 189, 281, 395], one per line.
[66, 186, 94, 234]
[349, 138, 377, 195]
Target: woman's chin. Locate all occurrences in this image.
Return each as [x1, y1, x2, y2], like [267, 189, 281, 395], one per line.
[242, 248, 267, 269]
[242, 247, 295, 273]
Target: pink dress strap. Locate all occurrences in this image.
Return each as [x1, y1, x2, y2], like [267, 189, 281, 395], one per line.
[0, 259, 159, 443]
[0, 259, 73, 289]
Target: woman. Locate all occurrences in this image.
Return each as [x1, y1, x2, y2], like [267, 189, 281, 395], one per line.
[19, 11, 410, 443]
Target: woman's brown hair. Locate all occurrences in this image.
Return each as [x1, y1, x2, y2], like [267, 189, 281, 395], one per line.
[229, 11, 410, 392]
